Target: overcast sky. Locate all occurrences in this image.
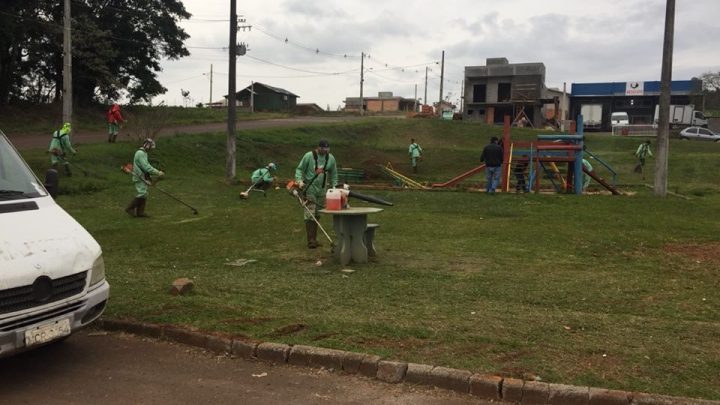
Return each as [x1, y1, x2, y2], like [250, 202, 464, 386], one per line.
[156, 0, 720, 109]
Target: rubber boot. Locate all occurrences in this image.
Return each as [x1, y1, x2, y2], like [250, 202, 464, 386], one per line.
[413, 165, 418, 174]
[136, 198, 149, 218]
[64, 164, 72, 177]
[108, 135, 113, 143]
[111, 134, 118, 143]
[306, 221, 318, 249]
[125, 197, 140, 217]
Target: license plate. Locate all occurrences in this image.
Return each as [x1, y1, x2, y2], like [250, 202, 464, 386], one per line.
[24, 318, 71, 347]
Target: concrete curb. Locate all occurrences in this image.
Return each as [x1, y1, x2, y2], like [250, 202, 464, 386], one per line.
[98, 319, 720, 405]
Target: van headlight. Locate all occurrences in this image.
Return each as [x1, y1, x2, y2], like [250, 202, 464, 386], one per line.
[89, 255, 106, 286]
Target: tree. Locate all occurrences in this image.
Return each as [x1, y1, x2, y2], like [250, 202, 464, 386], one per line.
[699, 71, 720, 92]
[0, 0, 190, 105]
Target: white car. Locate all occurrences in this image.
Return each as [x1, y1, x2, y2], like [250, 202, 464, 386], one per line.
[0, 130, 109, 358]
[610, 112, 630, 127]
[679, 126, 720, 142]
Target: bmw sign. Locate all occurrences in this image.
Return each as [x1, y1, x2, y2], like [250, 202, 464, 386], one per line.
[625, 81, 644, 96]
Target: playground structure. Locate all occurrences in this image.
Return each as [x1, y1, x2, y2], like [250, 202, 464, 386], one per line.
[429, 115, 620, 195]
[379, 162, 429, 190]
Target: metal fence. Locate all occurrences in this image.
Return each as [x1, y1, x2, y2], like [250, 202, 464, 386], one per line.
[611, 124, 658, 137]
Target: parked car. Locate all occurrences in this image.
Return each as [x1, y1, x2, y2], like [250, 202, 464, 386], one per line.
[678, 126, 720, 142]
[610, 111, 629, 127]
[0, 130, 109, 358]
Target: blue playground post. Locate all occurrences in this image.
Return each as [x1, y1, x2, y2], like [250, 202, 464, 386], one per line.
[574, 114, 585, 195]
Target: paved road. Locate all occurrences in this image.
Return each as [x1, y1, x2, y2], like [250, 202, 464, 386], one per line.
[7, 116, 399, 150]
[0, 330, 489, 404]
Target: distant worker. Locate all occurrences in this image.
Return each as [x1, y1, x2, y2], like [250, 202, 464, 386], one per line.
[295, 139, 338, 248]
[634, 140, 653, 180]
[582, 158, 593, 191]
[47, 122, 76, 176]
[107, 103, 126, 143]
[480, 136, 503, 194]
[125, 138, 164, 218]
[408, 138, 423, 173]
[513, 160, 528, 193]
[250, 162, 278, 192]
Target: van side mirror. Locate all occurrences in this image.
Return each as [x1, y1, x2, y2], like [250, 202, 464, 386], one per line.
[44, 169, 59, 199]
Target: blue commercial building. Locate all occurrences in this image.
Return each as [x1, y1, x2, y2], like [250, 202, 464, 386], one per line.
[569, 79, 702, 130]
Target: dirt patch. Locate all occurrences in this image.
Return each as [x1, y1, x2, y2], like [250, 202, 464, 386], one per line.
[267, 323, 307, 337]
[663, 242, 720, 265]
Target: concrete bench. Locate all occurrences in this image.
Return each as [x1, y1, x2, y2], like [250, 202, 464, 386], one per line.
[364, 223, 380, 257]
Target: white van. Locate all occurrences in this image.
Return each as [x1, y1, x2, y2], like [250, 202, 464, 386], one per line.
[610, 112, 630, 127]
[0, 130, 109, 357]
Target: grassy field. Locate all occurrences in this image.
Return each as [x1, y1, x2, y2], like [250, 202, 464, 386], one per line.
[18, 119, 720, 399]
[0, 104, 288, 134]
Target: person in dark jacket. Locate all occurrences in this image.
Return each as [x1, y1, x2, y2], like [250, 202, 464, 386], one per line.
[480, 136, 503, 194]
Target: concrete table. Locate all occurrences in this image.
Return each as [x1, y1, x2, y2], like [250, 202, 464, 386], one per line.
[319, 207, 383, 266]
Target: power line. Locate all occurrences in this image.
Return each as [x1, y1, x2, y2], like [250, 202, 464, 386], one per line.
[245, 55, 360, 76]
[253, 24, 361, 59]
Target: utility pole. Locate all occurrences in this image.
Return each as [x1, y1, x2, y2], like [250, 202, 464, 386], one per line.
[438, 50, 445, 117]
[424, 66, 428, 109]
[208, 64, 213, 106]
[226, 0, 237, 182]
[414, 84, 418, 112]
[655, 0, 675, 197]
[359, 52, 365, 116]
[251, 81, 254, 114]
[62, 0, 72, 127]
[460, 79, 464, 113]
[561, 82, 567, 131]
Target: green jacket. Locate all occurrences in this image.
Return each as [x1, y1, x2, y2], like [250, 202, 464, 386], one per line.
[48, 127, 76, 156]
[132, 148, 160, 182]
[635, 143, 653, 159]
[295, 150, 338, 196]
[408, 142, 422, 158]
[251, 168, 274, 184]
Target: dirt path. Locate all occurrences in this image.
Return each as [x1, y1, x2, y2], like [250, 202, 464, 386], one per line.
[7, 116, 399, 150]
[0, 330, 490, 405]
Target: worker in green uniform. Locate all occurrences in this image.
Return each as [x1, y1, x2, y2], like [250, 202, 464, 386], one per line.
[47, 122, 77, 176]
[408, 138, 423, 173]
[125, 138, 164, 218]
[294, 139, 338, 248]
[250, 162, 277, 192]
[634, 140, 653, 180]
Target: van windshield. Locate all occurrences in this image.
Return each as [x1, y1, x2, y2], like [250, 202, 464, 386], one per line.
[0, 131, 47, 200]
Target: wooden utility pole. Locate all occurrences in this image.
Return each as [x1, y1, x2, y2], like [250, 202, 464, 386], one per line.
[414, 84, 418, 112]
[226, 0, 237, 182]
[62, 0, 72, 127]
[655, 0, 675, 197]
[359, 52, 365, 116]
[424, 66, 428, 109]
[438, 50, 445, 116]
[209, 64, 213, 105]
[460, 79, 464, 113]
[251, 81, 254, 114]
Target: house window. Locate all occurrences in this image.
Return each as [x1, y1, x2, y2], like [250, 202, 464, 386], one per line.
[283, 95, 288, 101]
[467, 110, 474, 115]
[498, 83, 511, 102]
[478, 109, 485, 115]
[473, 85, 486, 103]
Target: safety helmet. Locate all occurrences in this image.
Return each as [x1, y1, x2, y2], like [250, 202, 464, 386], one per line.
[143, 138, 156, 149]
[267, 162, 277, 171]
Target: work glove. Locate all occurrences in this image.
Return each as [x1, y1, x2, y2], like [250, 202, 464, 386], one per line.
[298, 180, 305, 189]
[342, 184, 350, 190]
[158, 171, 165, 177]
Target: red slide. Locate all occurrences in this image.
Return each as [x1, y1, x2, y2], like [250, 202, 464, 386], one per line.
[583, 167, 621, 195]
[431, 164, 486, 188]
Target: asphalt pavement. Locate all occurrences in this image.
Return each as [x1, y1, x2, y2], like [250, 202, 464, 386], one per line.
[0, 330, 490, 404]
